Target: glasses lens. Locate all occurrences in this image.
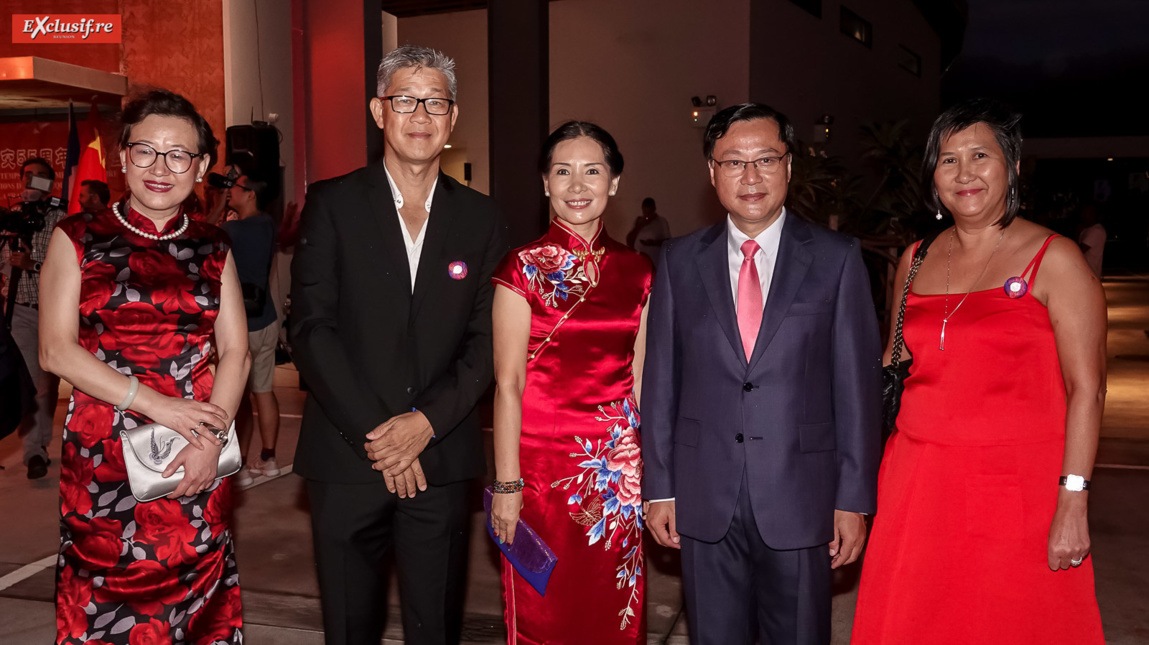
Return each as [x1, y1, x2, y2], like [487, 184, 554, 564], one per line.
[390, 96, 417, 113]
[165, 150, 193, 174]
[424, 99, 451, 115]
[720, 160, 745, 177]
[130, 144, 157, 168]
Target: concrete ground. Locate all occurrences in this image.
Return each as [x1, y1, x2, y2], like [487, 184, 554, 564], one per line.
[3, 276, 1148, 644]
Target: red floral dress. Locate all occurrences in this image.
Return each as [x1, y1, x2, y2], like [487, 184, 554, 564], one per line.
[54, 207, 243, 645]
[492, 219, 653, 644]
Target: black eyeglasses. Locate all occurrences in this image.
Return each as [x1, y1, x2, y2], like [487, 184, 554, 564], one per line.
[380, 95, 455, 116]
[125, 142, 204, 174]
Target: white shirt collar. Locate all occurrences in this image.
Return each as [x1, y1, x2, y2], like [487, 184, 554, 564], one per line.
[383, 159, 437, 214]
[727, 208, 787, 258]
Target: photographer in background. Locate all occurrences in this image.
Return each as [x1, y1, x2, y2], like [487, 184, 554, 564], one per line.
[1, 157, 67, 479]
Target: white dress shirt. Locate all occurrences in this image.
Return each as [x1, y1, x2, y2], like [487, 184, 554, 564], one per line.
[384, 161, 438, 293]
[727, 209, 786, 310]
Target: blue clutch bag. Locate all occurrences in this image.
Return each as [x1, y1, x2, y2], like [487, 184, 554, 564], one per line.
[483, 486, 558, 596]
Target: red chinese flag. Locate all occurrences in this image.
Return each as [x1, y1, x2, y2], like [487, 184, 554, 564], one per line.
[68, 134, 107, 215]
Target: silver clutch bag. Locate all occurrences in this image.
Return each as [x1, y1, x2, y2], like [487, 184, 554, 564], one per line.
[119, 421, 242, 502]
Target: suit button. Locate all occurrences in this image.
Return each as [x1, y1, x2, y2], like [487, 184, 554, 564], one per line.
[743, 382, 753, 392]
[406, 386, 415, 395]
[735, 433, 744, 443]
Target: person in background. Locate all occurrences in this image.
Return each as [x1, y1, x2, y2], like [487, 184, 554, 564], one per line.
[1077, 203, 1106, 279]
[851, 98, 1106, 644]
[490, 121, 652, 642]
[626, 197, 670, 264]
[77, 179, 111, 214]
[39, 88, 248, 645]
[3, 156, 67, 479]
[223, 170, 282, 484]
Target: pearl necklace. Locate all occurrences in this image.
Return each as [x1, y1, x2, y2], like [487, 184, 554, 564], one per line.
[112, 202, 189, 241]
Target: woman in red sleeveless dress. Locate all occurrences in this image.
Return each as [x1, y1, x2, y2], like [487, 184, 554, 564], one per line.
[852, 100, 1106, 643]
[39, 91, 249, 644]
[490, 122, 653, 643]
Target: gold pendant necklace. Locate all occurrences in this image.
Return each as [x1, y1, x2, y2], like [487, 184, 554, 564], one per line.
[941, 228, 1005, 351]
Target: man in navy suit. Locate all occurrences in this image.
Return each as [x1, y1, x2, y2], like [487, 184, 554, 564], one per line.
[642, 104, 881, 644]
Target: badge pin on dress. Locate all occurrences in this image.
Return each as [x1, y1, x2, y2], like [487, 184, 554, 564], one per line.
[1004, 277, 1028, 299]
[448, 261, 468, 280]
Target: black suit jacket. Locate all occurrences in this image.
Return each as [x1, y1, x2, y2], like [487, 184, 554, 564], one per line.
[290, 162, 506, 485]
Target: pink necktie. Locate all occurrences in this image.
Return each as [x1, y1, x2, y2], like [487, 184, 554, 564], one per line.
[737, 239, 763, 360]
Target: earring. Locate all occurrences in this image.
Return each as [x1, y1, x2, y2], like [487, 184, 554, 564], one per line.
[196, 177, 203, 183]
[935, 209, 943, 221]
[545, 191, 550, 197]
[121, 165, 127, 173]
[609, 191, 616, 196]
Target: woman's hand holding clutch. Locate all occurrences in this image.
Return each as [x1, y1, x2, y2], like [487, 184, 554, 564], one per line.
[163, 441, 224, 499]
[492, 491, 523, 545]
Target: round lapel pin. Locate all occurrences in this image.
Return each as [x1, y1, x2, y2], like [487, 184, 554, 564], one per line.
[1004, 276, 1028, 299]
[448, 261, 468, 280]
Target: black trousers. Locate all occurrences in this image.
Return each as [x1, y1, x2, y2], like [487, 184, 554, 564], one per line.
[306, 478, 470, 645]
[680, 471, 832, 645]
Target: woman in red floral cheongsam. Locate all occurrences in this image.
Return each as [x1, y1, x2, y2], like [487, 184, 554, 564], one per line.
[490, 122, 653, 643]
[38, 90, 249, 645]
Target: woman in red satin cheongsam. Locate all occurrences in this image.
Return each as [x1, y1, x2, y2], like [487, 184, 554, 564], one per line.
[490, 122, 654, 644]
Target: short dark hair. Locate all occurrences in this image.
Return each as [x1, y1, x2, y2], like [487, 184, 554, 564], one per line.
[21, 157, 55, 182]
[539, 121, 624, 176]
[81, 179, 111, 205]
[119, 89, 218, 169]
[642, 197, 656, 209]
[924, 98, 1023, 227]
[238, 173, 271, 210]
[703, 103, 796, 160]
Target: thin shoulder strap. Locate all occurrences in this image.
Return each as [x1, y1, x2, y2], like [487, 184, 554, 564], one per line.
[1019, 234, 1059, 289]
[890, 237, 932, 369]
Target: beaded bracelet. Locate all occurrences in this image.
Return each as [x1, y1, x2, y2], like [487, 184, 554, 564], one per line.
[492, 478, 525, 494]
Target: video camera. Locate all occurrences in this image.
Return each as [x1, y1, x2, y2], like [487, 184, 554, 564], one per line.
[0, 197, 61, 240]
[206, 166, 240, 190]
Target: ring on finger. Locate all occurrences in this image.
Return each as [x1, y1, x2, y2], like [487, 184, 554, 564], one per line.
[1070, 557, 1083, 567]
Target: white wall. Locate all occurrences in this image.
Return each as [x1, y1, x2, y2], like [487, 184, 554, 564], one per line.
[396, 0, 942, 241]
[399, 9, 490, 194]
[549, 0, 752, 239]
[752, 0, 941, 174]
[223, 0, 294, 198]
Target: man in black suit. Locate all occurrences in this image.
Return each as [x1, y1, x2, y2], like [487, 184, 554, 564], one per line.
[290, 45, 505, 645]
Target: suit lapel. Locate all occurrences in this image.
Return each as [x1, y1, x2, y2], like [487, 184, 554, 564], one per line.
[695, 222, 745, 363]
[748, 213, 814, 372]
[366, 162, 415, 300]
[410, 173, 453, 324]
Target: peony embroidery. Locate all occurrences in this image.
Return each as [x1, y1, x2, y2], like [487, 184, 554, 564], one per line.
[552, 397, 644, 629]
[518, 243, 589, 307]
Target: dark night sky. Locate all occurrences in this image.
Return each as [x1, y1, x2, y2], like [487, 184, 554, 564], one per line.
[941, 0, 1149, 138]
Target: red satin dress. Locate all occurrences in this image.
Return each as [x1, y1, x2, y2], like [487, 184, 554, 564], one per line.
[492, 219, 653, 644]
[852, 236, 1104, 643]
[54, 208, 243, 645]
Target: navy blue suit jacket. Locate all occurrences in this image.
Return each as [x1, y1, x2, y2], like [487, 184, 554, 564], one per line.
[641, 213, 881, 548]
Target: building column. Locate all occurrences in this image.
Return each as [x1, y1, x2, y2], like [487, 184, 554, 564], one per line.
[488, 0, 549, 247]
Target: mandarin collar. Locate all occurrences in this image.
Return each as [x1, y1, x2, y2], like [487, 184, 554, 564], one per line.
[126, 204, 186, 235]
[549, 218, 604, 254]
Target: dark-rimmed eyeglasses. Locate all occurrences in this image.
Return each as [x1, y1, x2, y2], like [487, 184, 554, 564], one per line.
[125, 142, 204, 174]
[380, 95, 455, 116]
[711, 153, 790, 177]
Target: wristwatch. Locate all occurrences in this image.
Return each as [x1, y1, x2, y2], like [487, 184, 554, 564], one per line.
[1059, 475, 1091, 492]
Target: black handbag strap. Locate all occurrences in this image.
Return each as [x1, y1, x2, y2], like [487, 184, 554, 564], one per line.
[890, 233, 938, 370]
